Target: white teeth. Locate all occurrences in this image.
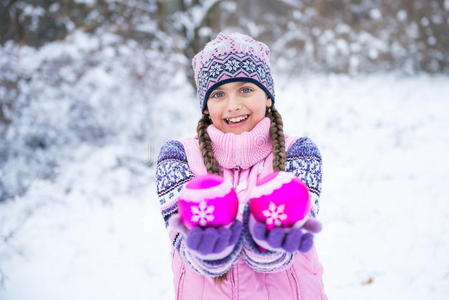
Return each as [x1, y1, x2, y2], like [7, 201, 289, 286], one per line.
[226, 115, 249, 123]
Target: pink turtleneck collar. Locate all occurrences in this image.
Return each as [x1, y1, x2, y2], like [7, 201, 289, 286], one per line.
[207, 117, 272, 170]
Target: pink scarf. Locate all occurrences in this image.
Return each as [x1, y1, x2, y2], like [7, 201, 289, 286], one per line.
[207, 117, 272, 170]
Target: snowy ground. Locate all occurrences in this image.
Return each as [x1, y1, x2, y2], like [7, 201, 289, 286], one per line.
[1, 74, 449, 299]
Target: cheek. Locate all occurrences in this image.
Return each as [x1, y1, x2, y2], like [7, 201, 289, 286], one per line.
[250, 103, 267, 118]
[211, 114, 223, 125]
[207, 101, 222, 115]
[208, 108, 221, 121]
[208, 109, 225, 128]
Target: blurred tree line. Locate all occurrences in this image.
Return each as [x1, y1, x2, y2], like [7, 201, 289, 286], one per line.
[0, 0, 448, 201]
[1, 0, 449, 78]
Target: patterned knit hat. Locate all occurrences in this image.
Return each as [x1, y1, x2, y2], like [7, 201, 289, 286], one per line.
[192, 32, 275, 112]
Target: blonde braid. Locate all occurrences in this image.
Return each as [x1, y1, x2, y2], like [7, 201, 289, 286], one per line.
[267, 105, 286, 171]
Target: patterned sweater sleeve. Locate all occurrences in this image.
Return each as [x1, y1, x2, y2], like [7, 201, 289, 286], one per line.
[242, 137, 323, 273]
[284, 137, 322, 218]
[156, 140, 242, 277]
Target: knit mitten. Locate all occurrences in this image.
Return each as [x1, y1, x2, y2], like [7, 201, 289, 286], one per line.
[186, 220, 242, 259]
[178, 174, 239, 228]
[172, 174, 241, 260]
[170, 214, 242, 260]
[248, 171, 322, 253]
[249, 215, 321, 253]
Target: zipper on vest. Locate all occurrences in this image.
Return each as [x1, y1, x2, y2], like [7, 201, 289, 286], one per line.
[176, 266, 186, 300]
[230, 265, 237, 300]
[289, 267, 300, 300]
[232, 166, 241, 189]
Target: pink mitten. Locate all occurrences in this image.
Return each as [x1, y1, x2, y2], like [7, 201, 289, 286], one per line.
[178, 174, 239, 229]
[250, 171, 311, 229]
[248, 171, 320, 253]
[174, 174, 241, 259]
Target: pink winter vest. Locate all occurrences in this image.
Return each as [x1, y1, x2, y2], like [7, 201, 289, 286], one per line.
[170, 135, 327, 300]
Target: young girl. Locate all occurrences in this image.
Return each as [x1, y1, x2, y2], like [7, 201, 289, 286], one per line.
[156, 32, 327, 300]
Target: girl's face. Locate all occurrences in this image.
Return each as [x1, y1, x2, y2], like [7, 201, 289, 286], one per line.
[204, 81, 272, 134]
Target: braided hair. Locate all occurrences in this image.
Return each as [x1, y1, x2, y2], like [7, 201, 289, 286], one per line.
[195, 105, 287, 283]
[196, 113, 221, 175]
[266, 105, 286, 172]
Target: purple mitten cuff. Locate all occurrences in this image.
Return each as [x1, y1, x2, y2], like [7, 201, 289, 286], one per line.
[186, 220, 243, 260]
[249, 214, 320, 253]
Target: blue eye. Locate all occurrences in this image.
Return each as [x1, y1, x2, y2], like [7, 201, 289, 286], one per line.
[211, 91, 224, 98]
[241, 87, 253, 93]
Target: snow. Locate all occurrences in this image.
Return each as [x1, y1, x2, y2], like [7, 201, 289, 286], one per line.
[1, 74, 449, 299]
[369, 9, 382, 20]
[421, 17, 430, 27]
[276, 74, 449, 299]
[397, 10, 407, 21]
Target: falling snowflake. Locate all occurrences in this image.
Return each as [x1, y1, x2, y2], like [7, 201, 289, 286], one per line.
[190, 201, 215, 226]
[262, 202, 288, 226]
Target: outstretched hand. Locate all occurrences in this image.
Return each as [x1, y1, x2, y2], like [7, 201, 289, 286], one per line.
[169, 214, 242, 259]
[187, 221, 242, 256]
[249, 215, 322, 253]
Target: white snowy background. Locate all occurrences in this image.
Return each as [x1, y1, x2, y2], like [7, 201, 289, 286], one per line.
[1, 1, 449, 299]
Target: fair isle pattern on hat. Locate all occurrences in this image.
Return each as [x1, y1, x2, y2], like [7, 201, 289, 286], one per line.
[192, 32, 275, 112]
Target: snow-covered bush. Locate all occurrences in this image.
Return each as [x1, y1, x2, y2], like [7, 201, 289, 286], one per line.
[0, 30, 182, 201]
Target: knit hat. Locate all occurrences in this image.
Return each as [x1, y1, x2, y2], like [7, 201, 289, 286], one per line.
[192, 32, 275, 112]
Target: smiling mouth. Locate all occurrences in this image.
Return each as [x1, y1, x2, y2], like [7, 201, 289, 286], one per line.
[224, 114, 250, 124]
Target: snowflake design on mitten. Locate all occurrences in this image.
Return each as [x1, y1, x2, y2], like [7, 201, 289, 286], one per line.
[190, 201, 215, 226]
[262, 202, 287, 226]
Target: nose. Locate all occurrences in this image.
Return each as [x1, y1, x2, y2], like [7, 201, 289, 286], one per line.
[226, 93, 242, 112]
